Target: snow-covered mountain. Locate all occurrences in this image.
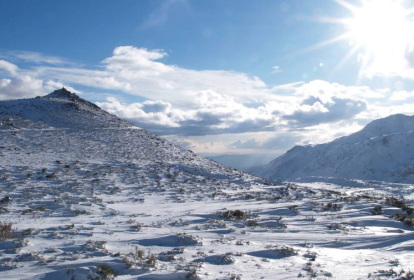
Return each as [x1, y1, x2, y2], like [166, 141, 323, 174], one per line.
[1, 89, 414, 279]
[252, 114, 414, 183]
[0, 88, 247, 174]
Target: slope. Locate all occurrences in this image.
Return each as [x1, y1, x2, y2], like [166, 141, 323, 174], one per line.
[252, 114, 414, 183]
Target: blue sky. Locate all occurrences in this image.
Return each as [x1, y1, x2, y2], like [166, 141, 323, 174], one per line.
[1, 0, 414, 157]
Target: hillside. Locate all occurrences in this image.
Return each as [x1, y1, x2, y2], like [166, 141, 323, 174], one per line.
[252, 114, 414, 183]
[0, 90, 413, 279]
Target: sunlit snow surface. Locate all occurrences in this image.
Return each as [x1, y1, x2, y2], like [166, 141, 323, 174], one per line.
[0, 90, 413, 279]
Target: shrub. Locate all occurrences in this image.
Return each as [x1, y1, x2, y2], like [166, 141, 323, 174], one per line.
[70, 209, 91, 215]
[45, 173, 56, 180]
[275, 245, 298, 257]
[129, 246, 144, 261]
[247, 220, 259, 227]
[186, 269, 201, 280]
[219, 210, 247, 220]
[322, 203, 342, 211]
[327, 223, 348, 232]
[96, 265, 117, 280]
[404, 218, 414, 227]
[0, 221, 17, 240]
[146, 254, 157, 267]
[370, 205, 383, 215]
[122, 257, 133, 268]
[385, 197, 413, 214]
[392, 213, 410, 222]
[0, 197, 11, 204]
[288, 205, 299, 213]
[130, 223, 142, 231]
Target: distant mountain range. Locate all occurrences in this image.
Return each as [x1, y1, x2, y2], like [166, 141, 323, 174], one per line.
[251, 114, 414, 183]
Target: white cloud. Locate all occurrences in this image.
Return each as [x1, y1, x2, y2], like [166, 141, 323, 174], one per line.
[293, 79, 386, 100]
[97, 97, 180, 128]
[0, 47, 396, 144]
[44, 80, 80, 94]
[389, 90, 414, 101]
[228, 139, 262, 150]
[28, 46, 271, 109]
[140, 0, 186, 29]
[0, 75, 49, 100]
[0, 50, 71, 65]
[96, 91, 277, 136]
[103, 46, 172, 76]
[272, 66, 282, 73]
[228, 133, 303, 152]
[0, 60, 79, 100]
[0, 60, 18, 76]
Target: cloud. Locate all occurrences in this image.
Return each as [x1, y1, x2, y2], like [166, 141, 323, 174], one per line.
[103, 46, 172, 76]
[140, 0, 187, 29]
[292, 79, 385, 100]
[228, 133, 303, 151]
[97, 97, 179, 128]
[405, 44, 414, 68]
[389, 90, 414, 101]
[284, 96, 367, 127]
[0, 75, 51, 100]
[272, 66, 282, 73]
[228, 139, 261, 149]
[261, 134, 303, 149]
[26, 46, 271, 108]
[2, 47, 410, 155]
[0, 60, 79, 100]
[170, 138, 195, 150]
[268, 80, 372, 127]
[0, 47, 391, 137]
[0, 50, 71, 65]
[0, 60, 18, 76]
[97, 91, 277, 136]
[43, 81, 80, 94]
[141, 100, 171, 113]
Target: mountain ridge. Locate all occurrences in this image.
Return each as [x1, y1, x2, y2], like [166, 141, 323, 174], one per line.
[252, 114, 414, 183]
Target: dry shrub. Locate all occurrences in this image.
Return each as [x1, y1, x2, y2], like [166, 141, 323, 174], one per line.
[0, 221, 17, 240]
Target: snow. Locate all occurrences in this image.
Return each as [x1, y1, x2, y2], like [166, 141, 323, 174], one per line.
[0, 89, 413, 279]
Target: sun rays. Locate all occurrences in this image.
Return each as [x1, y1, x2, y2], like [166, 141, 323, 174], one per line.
[314, 0, 414, 80]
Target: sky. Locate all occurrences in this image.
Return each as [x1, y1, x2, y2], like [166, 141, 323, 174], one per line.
[1, 0, 414, 158]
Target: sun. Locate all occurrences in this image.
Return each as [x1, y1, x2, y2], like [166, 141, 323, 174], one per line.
[314, 0, 414, 78]
[348, 0, 410, 53]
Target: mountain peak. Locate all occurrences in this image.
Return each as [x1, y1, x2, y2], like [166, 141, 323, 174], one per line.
[45, 87, 80, 101]
[44, 88, 101, 111]
[0, 88, 129, 130]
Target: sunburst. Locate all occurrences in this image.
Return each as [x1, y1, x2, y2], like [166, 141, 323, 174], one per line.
[314, 0, 414, 79]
